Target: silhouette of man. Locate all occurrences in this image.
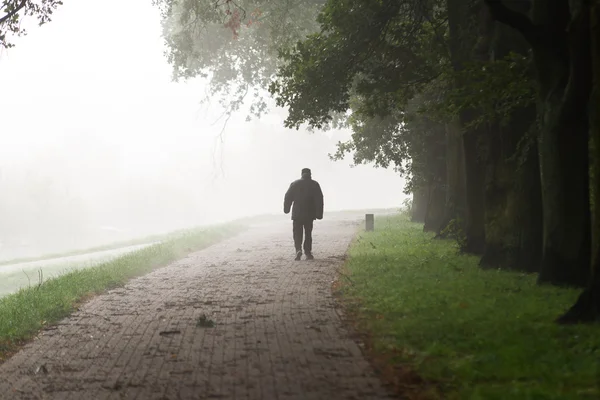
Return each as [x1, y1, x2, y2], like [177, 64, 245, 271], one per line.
[284, 168, 324, 260]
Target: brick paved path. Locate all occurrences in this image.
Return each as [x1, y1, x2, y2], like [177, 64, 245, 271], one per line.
[0, 216, 395, 400]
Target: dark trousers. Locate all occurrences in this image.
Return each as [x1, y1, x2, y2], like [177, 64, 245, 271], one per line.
[293, 219, 314, 254]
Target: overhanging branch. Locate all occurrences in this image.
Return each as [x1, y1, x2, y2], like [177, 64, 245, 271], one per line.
[0, 0, 27, 26]
[483, 0, 540, 45]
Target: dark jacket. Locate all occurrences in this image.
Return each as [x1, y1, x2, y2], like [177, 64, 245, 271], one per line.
[284, 176, 324, 221]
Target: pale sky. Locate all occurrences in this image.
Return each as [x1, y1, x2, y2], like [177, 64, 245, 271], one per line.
[0, 0, 407, 255]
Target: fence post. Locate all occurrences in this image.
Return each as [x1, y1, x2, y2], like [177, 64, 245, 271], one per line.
[365, 214, 374, 231]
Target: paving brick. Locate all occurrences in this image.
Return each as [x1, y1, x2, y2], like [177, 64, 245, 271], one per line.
[0, 215, 395, 399]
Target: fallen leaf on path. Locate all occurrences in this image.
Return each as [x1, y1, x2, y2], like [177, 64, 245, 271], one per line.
[159, 330, 181, 336]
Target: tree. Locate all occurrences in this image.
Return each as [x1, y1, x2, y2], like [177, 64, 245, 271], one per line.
[0, 0, 63, 48]
[272, 0, 544, 272]
[153, 0, 324, 118]
[484, 0, 592, 287]
[557, 0, 600, 323]
[442, 0, 543, 270]
[330, 96, 449, 233]
[444, 0, 489, 254]
[271, 0, 445, 128]
[271, 0, 460, 234]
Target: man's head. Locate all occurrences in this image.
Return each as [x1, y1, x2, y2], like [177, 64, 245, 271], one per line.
[301, 168, 312, 179]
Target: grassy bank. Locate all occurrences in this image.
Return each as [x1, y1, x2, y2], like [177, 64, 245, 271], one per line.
[0, 227, 213, 267]
[0, 222, 244, 361]
[339, 214, 600, 399]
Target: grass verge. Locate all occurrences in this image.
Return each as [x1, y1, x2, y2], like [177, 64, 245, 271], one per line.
[0, 228, 210, 266]
[338, 214, 600, 399]
[0, 222, 244, 361]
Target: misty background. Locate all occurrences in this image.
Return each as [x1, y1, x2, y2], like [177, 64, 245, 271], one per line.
[0, 0, 407, 261]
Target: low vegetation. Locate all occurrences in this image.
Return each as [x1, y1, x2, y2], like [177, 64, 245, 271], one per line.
[0, 223, 244, 361]
[0, 228, 213, 267]
[339, 215, 600, 399]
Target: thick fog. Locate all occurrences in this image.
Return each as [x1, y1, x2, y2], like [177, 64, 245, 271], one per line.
[0, 0, 407, 260]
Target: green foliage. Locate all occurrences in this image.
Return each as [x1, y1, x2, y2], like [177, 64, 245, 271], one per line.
[427, 52, 536, 129]
[270, 0, 537, 204]
[439, 217, 468, 250]
[341, 215, 600, 399]
[0, 223, 244, 360]
[268, 0, 451, 195]
[330, 112, 407, 169]
[270, 0, 446, 129]
[153, 0, 323, 118]
[0, 0, 63, 48]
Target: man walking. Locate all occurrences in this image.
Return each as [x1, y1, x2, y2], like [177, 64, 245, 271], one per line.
[284, 168, 324, 260]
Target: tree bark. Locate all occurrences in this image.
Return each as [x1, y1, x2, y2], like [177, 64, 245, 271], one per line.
[479, 108, 542, 272]
[447, 0, 487, 254]
[510, 117, 543, 272]
[424, 125, 448, 233]
[462, 127, 487, 253]
[485, 0, 592, 287]
[411, 187, 428, 223]
[533, 3, 591, 287]
[423, 181, 446, 232]
[441, 120, 467, 228]
[557, 0, 600, 323]
[479, 7, 543, 272]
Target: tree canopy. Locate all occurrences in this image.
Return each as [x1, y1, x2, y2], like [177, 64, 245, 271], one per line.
[270, 0, 447, 129]
[153, 0, 324, 117]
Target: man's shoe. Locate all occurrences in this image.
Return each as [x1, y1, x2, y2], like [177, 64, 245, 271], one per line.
[305, 253, 314, 260]
[295, 251, 302, 261]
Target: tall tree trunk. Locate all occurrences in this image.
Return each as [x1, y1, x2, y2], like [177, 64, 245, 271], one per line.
[411, 187, 428, 223]
[533, 5, 591, 287]
[480, 9, 543, 272]
[442, 120, 467, 228]
[462, 127, 487, 253]
[486, 0, 592, 287]
[480, 113, 543, 272]
[447, 0, 487, 254]
[511, 116, 543, 272]
[424, 127, 448, 233]
[424, 181, 446, 232]
[480, 121, 512, 268]
[557, 0, 600, 323]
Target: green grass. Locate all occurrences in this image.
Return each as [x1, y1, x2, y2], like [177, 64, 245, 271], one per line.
[340, 214, 600, 399]
[0, 222, 244, 360]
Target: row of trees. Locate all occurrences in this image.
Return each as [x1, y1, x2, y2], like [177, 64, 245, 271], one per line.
[277, 0, 599, 323]
[273, 0, 600, 323]
[3, 0, 599, 322]
[154, 0, 600, 323]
